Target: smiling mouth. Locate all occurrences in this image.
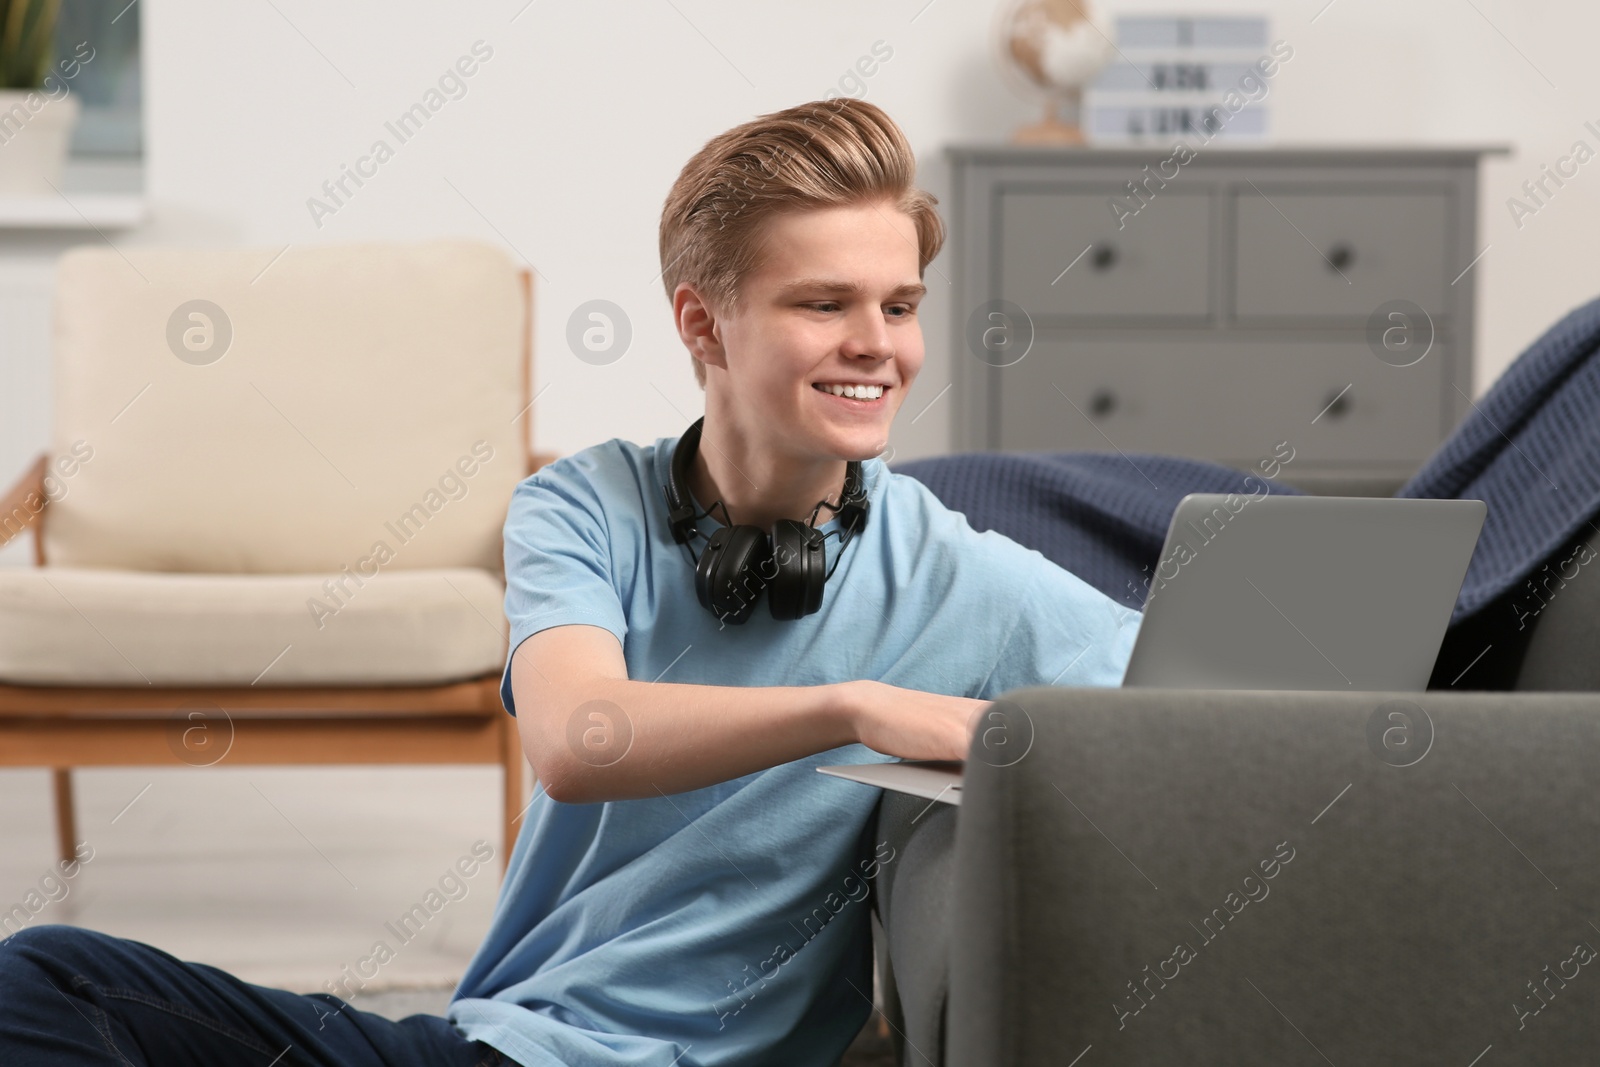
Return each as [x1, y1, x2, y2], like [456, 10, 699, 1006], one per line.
[812, 383, 887, 402]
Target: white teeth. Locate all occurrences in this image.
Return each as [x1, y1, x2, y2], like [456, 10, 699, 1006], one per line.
[815, 383, 883, 400]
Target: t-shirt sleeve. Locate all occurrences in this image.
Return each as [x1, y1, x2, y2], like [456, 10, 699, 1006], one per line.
[498, 459, 630, 716]
[976, 551, 1143, 701]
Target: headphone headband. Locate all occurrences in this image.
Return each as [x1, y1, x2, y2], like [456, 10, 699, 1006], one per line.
[835, 461, 868, 534]
[665, 417, 705, 545]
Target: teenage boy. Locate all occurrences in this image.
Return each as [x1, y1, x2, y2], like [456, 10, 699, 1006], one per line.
[0, 98, 1138, 1067]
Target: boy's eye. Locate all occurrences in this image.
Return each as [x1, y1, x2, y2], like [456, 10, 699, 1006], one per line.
[805, 302, 916, 316]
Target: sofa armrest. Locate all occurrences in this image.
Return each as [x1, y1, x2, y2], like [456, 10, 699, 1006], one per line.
[940, 686, 1600, 1067]
[0, 454, 47, 559]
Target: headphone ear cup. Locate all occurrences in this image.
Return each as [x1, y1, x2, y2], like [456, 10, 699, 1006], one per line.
[696, 525, 772, 625]
[768, 520, 827, 621]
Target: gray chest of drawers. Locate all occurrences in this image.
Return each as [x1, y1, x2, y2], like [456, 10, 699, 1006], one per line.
[946, 145, 1504, 492]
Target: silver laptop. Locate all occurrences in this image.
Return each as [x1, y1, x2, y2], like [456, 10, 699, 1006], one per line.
[819, 493, 1486, 805]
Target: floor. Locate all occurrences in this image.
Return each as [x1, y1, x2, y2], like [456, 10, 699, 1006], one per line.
[0, 765, 507, 992]
[0, 764, 897, 1065]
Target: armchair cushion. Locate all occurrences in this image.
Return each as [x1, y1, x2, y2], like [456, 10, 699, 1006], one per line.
[44, 239, 526, 574]
[0, 565, 505, 687]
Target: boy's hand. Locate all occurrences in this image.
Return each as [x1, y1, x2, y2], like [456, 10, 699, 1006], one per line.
[840, 679, 991, 763]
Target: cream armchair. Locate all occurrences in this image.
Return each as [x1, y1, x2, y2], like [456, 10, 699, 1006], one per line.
[0, 239, 548, 873]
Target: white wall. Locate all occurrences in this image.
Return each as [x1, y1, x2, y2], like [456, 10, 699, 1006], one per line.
[7, 0, 1600, 477]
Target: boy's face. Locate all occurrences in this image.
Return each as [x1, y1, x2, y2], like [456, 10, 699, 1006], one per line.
[693, 198, 927, 463]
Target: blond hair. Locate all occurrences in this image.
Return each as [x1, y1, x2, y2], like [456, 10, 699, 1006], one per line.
[658, 98, 945, 388]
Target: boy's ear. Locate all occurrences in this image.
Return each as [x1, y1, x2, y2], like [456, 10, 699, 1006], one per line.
[673, 282, 729, 373]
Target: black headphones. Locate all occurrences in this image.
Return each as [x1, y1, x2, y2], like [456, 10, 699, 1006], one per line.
[664, 417, 869, 625]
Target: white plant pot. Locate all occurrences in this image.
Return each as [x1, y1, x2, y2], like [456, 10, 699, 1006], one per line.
[0, 89, 81, 196]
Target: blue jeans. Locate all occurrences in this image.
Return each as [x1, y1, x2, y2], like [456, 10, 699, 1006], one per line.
[0, 924, 516, 1066]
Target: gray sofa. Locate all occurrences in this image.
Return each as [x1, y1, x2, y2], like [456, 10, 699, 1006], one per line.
[867, 524, 1600, 1066]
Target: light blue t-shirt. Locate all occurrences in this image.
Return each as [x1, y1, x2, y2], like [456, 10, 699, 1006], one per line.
[447, 432, 1141, 1067]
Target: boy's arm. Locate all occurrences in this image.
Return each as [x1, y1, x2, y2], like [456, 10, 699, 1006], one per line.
[511, 624, 986, 804]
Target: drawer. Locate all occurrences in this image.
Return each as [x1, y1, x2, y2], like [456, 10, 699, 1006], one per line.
[1231, 189, 1451, 321]
[998, 189, 1211, 321]
[992, 338, 1445, 468]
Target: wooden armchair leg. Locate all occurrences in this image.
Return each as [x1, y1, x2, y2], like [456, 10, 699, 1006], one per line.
[500, 715, 524, 876]
[52, 768, 76, 866]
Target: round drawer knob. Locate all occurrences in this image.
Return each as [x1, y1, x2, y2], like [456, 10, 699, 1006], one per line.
[1091, 244, 1118, 271]
[1326, 243, 1355, 272]
[1088, 388, 1118, 417]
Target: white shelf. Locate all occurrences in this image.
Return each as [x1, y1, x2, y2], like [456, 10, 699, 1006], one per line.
[0, 159, 145, 229]
[0, 192, 146, 229]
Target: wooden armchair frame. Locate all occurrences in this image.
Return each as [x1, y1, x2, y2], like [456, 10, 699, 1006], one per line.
[0, 267, 553, 877]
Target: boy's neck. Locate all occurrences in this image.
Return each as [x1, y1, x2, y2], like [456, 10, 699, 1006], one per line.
[686, 420, 852, 533]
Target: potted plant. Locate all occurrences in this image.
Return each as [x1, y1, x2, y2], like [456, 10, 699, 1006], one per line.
[0, 0, 82, 195]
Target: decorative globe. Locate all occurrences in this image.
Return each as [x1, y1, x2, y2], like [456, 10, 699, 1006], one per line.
[998, 0, 1116, 145]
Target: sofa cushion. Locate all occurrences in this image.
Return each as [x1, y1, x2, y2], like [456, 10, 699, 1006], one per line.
[0, 566, 506, 687]
[43, 239, 526, 574]
[1512, 524, 1600, 690]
